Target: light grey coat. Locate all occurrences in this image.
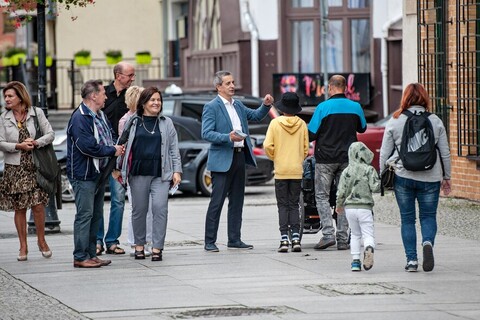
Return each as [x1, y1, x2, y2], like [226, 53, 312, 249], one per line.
[0, 107, 54, 165]
[379, 105, 451, 182]
[117, 114, 182, 187]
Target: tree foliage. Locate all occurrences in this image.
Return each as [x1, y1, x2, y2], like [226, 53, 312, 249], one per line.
[4, 0, 95, 27]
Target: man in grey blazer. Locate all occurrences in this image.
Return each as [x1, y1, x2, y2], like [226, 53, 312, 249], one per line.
[202, 70, 274, 252]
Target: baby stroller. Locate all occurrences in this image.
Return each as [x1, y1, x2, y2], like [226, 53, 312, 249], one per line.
[297, 156, 338, 240]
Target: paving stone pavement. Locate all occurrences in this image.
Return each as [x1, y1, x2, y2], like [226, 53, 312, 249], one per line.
[0, 269, 88, 320]
[0, 186, 479, 320]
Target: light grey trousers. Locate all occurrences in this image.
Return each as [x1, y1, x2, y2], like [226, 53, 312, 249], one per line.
[129, 175, 170, 250]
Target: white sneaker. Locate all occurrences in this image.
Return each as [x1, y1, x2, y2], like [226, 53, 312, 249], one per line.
[144, 244, 152, 257]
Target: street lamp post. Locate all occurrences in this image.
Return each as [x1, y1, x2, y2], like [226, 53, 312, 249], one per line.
[28, 2, 61, 234]
[320, 0, 329, 99]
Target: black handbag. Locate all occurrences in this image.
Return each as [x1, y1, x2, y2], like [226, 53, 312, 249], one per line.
[380, 165, 395, 196]
[32, 107, 61, 195]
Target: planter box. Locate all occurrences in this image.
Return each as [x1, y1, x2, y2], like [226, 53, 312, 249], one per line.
[9, 53, 27, 66]
[135, 54, 152, 65]
[75, 56, 91, 66]
[34, 56, 53, 67]
[106, 55, 122, 65]
[2, 57, 11, 67]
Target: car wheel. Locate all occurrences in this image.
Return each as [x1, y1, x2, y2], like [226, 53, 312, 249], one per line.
[197, 162, 212, 196]
[60, 163, 75, 202]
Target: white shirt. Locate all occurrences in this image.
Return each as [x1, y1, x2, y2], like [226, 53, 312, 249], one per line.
[219, 95, 244, 147]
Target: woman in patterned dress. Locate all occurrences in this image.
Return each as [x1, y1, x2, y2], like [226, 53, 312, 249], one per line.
[0, 81, 54, 261]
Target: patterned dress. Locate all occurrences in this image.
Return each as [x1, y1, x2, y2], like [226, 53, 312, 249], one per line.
[0, 125, 48, 211]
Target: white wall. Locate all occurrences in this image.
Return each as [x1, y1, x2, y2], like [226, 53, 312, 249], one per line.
[402, 0, 417, 84]
[372, 0, 403, 38]
[240, 0, 278, 40]
[54, 0, 163, 60]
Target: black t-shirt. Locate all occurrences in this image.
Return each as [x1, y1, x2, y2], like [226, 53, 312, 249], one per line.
[103, 82, 128, 138]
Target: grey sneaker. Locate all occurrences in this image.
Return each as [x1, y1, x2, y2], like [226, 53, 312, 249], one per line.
[313, 238, 336, 250]
[363, 246, 374, 270]
[278, 240, 289, 253]
[405, 260, 418, 272]
[337, 242, 350, 250]
[422, 241, 434, 272]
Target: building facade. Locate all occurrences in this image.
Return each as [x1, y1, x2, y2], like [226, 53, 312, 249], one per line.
[403, 0, 480, 200]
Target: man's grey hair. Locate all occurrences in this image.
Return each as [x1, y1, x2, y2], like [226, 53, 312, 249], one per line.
[213, 70, 232, 88]
[113, 63, 123, 77]
[81, 80, 103, 99]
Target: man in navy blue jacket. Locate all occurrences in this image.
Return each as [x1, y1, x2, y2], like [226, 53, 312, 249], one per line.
[307, 75, 367, 251]
[67, 79, 124, 268]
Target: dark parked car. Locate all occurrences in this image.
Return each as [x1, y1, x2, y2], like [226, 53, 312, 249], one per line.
[162, 93, 279, 135]
[53, 116, 273, 201]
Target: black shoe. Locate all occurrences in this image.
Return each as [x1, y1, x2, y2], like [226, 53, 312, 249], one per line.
[227, 241, 253, 249]
[277, 240, 289, 253]
[134, 249, 145, 260]
[422, 241, 434, 272]
[291, 239, 302, 252]
[151, 249, 162, 261]
[204, 243, 219, 252]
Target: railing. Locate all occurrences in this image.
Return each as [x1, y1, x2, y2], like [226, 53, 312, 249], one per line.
[0, 57, 164, 110]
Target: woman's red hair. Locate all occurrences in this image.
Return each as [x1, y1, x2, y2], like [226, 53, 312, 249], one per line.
[393, 83, 431, 118]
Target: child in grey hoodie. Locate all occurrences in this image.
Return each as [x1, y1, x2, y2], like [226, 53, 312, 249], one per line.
[336, 142, 380, 271]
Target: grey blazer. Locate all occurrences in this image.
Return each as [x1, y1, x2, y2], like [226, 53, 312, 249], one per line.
[0, 107, 54, 165]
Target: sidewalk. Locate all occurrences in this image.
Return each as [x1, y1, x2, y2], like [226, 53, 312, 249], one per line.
[1, 193, 479, 320]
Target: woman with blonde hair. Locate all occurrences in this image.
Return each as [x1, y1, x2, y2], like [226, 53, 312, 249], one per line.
[0, 81, 54, 261]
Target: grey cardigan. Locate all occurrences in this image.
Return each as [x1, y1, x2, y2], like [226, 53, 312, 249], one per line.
[0, 107, 55, 165]
[379, 105, 451, 182]
[117, 114, 182, 187]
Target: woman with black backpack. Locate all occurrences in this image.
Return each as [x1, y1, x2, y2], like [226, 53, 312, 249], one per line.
[379, 83, 451, 273]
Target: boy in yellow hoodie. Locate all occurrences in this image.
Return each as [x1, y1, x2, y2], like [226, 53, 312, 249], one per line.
[264, 92, 309, 252]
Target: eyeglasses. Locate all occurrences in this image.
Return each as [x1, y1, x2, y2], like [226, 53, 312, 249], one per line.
[119, 73, 135, 78]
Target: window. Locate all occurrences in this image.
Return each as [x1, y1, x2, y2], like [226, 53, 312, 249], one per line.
[193, 0, 221, 50]
[291, 21, 315, 72]
[326, 20, 343, 72]
[351, 19, 370, 72]
[455, 0, 480, 158]
[281, 0, 370, 73]
[292, 0, 314, 8]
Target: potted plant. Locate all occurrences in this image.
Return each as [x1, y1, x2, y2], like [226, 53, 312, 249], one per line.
[135, 51, 152, 65]
[74, 49, 91, 66]
[105, 49, 122, 65]
[3, 47, 27, 66]
[34, 53, 53, 67]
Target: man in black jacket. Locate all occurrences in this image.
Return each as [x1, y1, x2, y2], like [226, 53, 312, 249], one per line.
[96, 62, 135, 256]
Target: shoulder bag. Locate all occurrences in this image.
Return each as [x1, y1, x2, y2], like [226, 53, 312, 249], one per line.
[32, 107, 61, 195]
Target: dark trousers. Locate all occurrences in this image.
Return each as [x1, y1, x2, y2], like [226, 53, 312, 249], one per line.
[275, 179, 302, 236]
[205, 152, 246, 245]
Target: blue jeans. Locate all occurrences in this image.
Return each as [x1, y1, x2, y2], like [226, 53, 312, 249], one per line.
[394, 175, 441, 262]
[97, 175, 126, 248]
[71, 178, 106, 261]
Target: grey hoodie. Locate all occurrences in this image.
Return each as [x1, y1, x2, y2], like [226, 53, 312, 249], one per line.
[336, 141, 380, 210]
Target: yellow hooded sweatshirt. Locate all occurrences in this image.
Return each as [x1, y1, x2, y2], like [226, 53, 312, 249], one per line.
[263, 115, 309, 179]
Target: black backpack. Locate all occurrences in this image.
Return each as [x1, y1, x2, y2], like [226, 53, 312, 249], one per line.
[395, 110, 437, 171]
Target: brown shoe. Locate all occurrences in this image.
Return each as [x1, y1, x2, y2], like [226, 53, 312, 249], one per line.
[91, 257, 112, 266]
[73, 259, 102, 268]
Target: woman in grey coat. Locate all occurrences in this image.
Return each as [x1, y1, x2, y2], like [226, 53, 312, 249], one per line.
[379, 83, 451, 273]
[0, 81, 54, 261]
[117, 87, 182, 261]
